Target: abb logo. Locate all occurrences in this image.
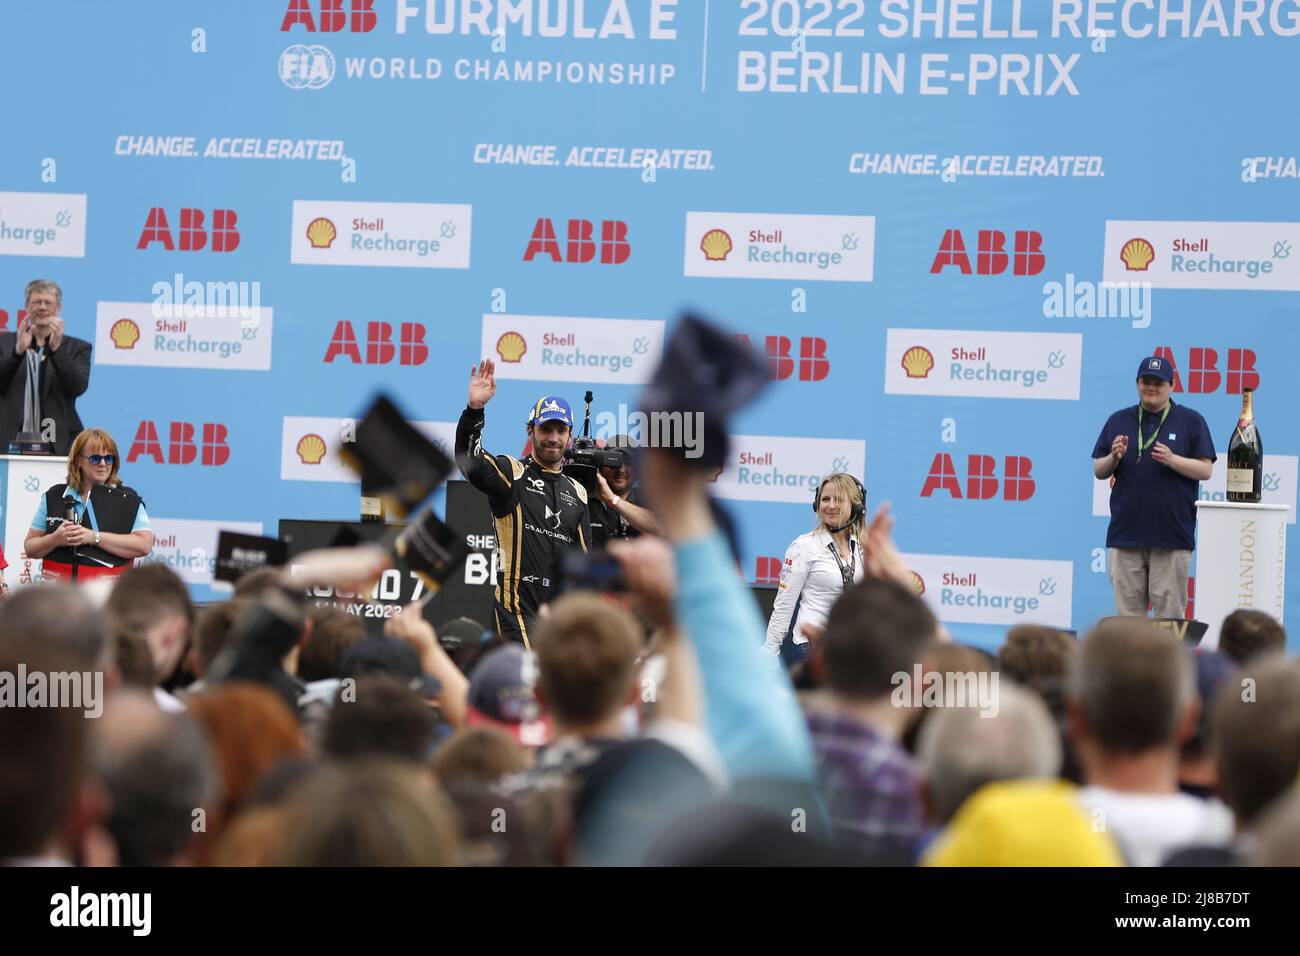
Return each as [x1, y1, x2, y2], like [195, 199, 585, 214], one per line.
[735, 335, 830, 382]
[281, 0, 376, 31]
[324, 321, 428, 366]
[0, 308, 28, 331]
[523, 218, 630, 264]
[930, 229, 1045, 276]
[755, 556, 783, 586]
[1151, 347, 1259, 394]
[921, 454, 1036, 501]
[128, 422, 231, 466]
[137, 208, 240, 252]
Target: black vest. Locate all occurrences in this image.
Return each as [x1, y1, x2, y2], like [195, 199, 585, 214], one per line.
[43, 483, 144, 569]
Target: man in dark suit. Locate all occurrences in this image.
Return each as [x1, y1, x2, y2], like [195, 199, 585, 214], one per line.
[0, 279, 91, 455]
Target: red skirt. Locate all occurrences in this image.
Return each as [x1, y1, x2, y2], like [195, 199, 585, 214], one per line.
[40, 560, 132, 584]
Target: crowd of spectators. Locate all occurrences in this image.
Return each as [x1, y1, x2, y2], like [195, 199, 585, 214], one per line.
[2, 446, 1298, 867]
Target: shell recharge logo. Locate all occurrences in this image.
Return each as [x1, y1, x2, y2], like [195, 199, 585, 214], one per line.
[700, 229, 733, 261]
[1121, 237, 1155, 272]
[910, 572, 925, 596]
[901, 346, 935, 379]
[306, 217, 337, 248]
[496, 332, 527, 363]
[110, 319, 141, 350]
[296, 434, 327, 464]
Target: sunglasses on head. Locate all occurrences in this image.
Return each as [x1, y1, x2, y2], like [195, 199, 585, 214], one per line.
[83, 454, 116, 466]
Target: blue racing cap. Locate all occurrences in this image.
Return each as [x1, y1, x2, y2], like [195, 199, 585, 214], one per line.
[1136, 356, 1173, 383]
[528, 395, 573, 427]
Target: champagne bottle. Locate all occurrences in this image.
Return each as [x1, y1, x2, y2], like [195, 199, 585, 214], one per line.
[360, 487, 385, 523]
[1226, 388, 1263, 503]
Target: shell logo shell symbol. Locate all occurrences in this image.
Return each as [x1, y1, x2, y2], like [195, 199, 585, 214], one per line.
[306, 217, 337, 249]
[700, 228, 733, 262]
[496, 331, 527, 363]
[110, 318, 140, 350]
[909, 571, 925, 596]
[901, 346, 935, 379]
[297, 433, 327, 465]
[1120, 237, 1155, 272]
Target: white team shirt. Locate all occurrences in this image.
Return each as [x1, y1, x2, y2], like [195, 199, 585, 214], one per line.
[764, 529, 863, 655]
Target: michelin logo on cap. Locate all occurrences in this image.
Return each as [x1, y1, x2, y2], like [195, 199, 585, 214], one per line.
[529, 396, 573, 426]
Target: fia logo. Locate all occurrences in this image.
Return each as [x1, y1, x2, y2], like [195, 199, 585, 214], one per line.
[279, 44, 335, 89]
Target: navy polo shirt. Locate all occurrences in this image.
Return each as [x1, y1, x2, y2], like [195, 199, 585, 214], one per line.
[1092, 400, 1216, 551]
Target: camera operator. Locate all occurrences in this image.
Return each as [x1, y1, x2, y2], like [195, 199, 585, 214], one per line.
[590, 434, 661, 546]
[455, 359, 591, 648]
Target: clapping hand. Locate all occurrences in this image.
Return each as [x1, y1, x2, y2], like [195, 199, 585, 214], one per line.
[47, 316, 65, 352]
[15, 315, 33, 354]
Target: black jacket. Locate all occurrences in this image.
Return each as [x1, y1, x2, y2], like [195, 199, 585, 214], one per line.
[0, 333, 91, 455]
[588, 487, 644, 548]
[455, 406, 591, 647]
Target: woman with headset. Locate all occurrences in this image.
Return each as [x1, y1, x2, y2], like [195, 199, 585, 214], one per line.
[763, 473, 868, 664]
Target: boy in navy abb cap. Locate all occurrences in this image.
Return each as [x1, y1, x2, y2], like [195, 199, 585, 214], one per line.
[1092, 356, 1215, 618]
[455, 359, 591, 647]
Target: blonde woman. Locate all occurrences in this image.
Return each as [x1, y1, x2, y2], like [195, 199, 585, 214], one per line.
[25, 427, 154, 583]
[764, 474, 867, 663]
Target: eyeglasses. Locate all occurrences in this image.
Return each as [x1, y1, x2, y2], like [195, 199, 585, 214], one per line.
[82, 454, 116, 466]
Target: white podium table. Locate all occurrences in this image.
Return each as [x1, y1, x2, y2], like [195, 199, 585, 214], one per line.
[1194, 501, 1289, 650]
[0, 453, 75, 589]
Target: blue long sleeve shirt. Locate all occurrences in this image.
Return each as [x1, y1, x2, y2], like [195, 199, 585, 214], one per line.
[674, 531, 815, 785]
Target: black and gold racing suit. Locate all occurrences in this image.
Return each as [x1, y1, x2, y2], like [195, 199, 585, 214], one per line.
[455, 405, 590, 647]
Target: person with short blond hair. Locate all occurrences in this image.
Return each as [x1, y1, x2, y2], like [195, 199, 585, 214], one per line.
[0, 278, 92, 454]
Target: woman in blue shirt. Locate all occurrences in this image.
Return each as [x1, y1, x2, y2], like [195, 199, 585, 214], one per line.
[25, 427, 154, 583]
